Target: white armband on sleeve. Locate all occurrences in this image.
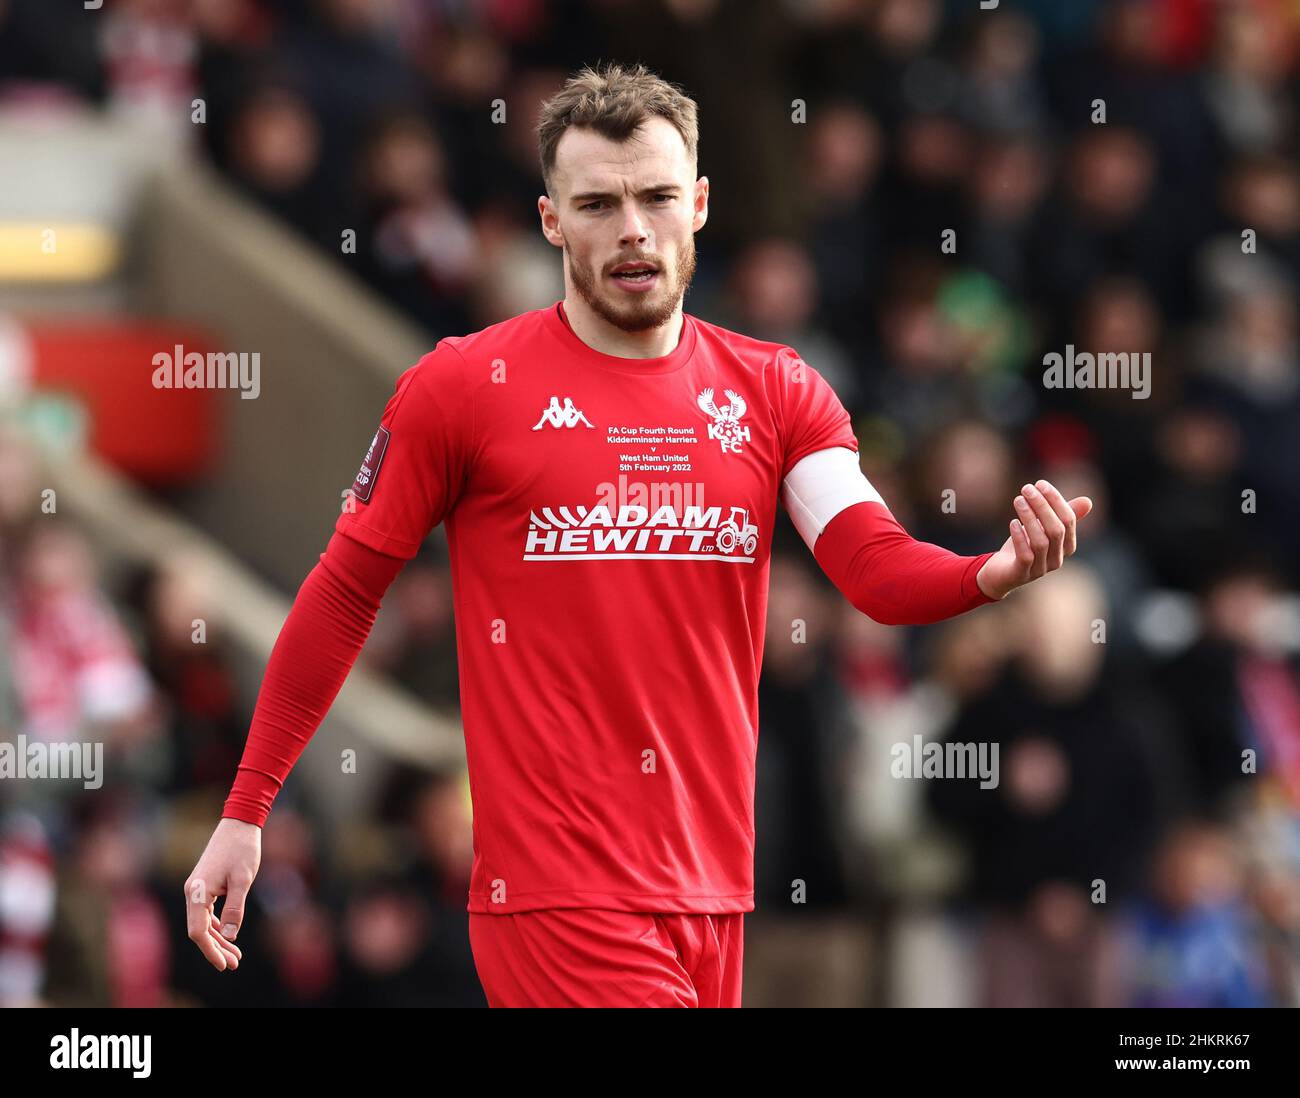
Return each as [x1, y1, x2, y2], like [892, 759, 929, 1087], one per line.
[781, 446, 885, 550]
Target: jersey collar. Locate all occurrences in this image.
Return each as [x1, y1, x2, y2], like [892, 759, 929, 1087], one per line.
[544, 300, 697, 375]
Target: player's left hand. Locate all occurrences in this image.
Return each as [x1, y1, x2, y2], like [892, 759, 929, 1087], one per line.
[975, 480, 1093, 601]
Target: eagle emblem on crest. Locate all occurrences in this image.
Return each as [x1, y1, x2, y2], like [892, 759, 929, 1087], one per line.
[697, 387, 752, 455]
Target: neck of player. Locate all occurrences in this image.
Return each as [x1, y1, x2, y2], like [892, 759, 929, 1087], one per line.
[563, 295, 685, 360]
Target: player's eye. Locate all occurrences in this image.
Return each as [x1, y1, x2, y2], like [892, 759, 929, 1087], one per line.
[580, 200, 607, 211]
[651, 194, 675, 204]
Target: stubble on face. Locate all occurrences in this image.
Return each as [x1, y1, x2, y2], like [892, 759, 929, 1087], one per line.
[566, 231, 698, 334]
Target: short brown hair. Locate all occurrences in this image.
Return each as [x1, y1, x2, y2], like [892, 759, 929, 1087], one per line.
[536, 62, 699, 196]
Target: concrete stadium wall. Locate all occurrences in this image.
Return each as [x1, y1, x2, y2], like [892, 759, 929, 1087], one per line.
[47, 443, 466, 798]
[138, 160, 434, 593]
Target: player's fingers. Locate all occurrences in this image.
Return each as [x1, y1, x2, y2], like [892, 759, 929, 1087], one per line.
[1013, 495, 1048, 575]
[219, 872, 253, 942]
[1010, 519, 1034, 569]
[1069, 496, 1094, 521]
[184, 875, 229, 971]
[1022, 483, 1065, 569]
[183, 874, 212, 940]
[188, 916, 229, 971]
[202, 925, 239, 966]
[208, 914, 243, 963]
[1034, 480, 1077, 556]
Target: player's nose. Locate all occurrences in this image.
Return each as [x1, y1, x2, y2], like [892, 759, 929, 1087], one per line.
[616, 203, 649, 246]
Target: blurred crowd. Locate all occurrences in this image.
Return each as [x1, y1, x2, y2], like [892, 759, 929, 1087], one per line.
[0, 427, 482, 1007]
[3, 0, 1300, 1007]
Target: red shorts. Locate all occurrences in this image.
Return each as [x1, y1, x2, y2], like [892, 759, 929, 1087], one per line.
[469, 908, 744, 1008]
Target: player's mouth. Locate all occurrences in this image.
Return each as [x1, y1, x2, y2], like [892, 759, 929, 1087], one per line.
[608, 261, 661, 293]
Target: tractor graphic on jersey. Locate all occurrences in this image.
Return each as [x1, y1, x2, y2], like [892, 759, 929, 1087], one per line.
[713, 506, 759, 556]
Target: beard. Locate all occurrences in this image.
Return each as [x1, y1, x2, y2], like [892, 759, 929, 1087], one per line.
[566, 234, 697, 333]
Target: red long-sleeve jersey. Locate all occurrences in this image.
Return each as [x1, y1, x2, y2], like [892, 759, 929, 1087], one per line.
[224, 301, 994, 914]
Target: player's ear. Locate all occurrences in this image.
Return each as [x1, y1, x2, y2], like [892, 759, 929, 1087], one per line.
[538, 195, 564, 247]
[692, 176, 709, 233]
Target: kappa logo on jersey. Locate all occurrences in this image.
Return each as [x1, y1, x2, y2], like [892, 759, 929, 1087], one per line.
[531, 396, 595, 430]
[697, 388, 751, 454]
[524, 502, 760, 562]
[350, 425, 390, 503]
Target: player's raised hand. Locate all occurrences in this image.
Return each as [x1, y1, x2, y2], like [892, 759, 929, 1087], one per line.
[183, 818, 261, 971]
[975, 480, 1093, 601]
